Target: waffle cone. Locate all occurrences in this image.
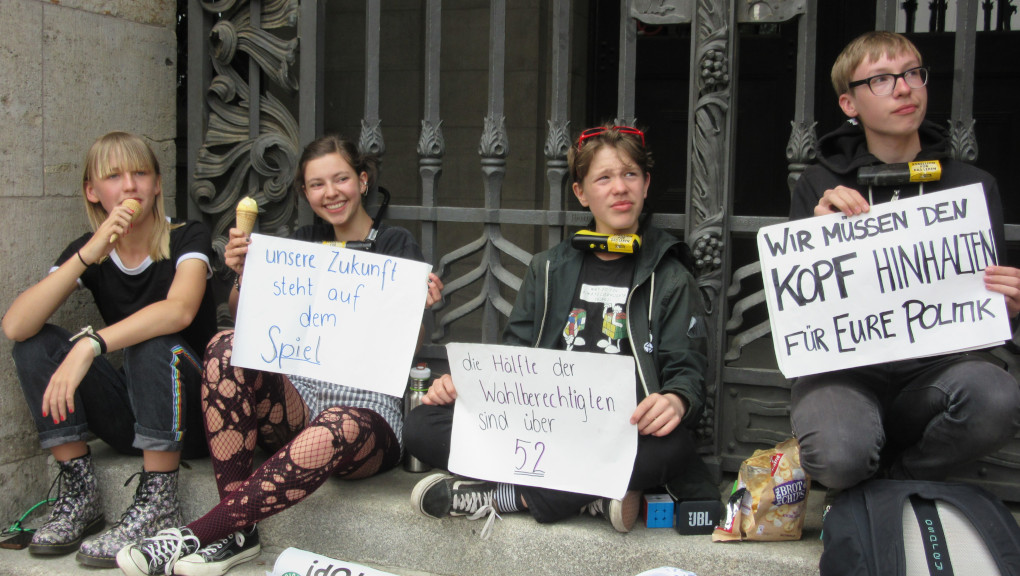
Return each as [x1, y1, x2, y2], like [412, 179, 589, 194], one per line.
[236, 210, 257, 235]
[235, 197, 259, 234]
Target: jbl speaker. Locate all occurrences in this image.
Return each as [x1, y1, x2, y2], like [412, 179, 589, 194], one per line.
[674, 499, 722, 535]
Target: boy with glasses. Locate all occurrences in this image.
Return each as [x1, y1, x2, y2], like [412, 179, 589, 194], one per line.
[403, 125, 715, 535]
[789, 31, 1020, 492]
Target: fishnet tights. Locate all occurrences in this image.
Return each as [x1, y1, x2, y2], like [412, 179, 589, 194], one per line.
[201, 331, 308, 498]
[188, 330, 398, 544]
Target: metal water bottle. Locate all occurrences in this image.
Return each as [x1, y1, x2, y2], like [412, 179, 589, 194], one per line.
[403, 363, 432, 472]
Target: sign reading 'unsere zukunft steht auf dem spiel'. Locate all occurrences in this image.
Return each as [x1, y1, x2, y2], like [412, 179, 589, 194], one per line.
[232, 233, 431, 397]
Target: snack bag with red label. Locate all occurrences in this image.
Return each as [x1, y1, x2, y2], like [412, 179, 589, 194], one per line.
[712, 437, 810, 542]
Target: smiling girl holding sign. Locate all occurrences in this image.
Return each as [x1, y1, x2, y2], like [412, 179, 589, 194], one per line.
[402, 125, 714, 535]
[118, 135, 443, 576]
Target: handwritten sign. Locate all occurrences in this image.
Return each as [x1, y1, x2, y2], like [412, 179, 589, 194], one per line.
[446, 342, 638, 500]
[232, 233, 431, 397]
[758, 184, 1010, 378]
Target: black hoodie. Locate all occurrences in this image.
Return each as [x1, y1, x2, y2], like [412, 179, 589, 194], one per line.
[789, 119, 1006, 262]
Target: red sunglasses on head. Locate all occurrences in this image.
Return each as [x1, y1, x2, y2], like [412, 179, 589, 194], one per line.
[576, 126, 646, 149]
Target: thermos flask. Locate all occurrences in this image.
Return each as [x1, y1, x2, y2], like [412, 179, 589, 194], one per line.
[403, 363, 432, 472]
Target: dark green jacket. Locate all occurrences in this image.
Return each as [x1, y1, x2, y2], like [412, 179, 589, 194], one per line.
[503, 226, 709, 427]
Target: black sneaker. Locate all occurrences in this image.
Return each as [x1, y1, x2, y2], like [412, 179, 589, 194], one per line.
[581, 490, 642, 533]
[412, 473, 498, 518]
[115, 526, 200, 576]
[174, 526, 261, 576]
[412, 473, 500, 538]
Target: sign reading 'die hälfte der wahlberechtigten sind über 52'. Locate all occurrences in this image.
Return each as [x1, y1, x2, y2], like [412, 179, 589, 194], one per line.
[232, 233, 431, 397]
[446, 342, 638, 500]
[757, 183, 1011, 379]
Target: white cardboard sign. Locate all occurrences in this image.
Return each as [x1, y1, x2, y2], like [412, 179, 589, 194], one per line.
[758, 184, 1010, 378]
[267, 547, 396, 576]
[232, 233, 431, 397]
[446, 342, 638, 500]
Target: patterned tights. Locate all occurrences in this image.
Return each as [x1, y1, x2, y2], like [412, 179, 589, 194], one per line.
[186, 331, 398, 545]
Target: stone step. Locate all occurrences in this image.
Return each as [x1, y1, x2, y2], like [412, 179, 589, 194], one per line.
[2, 443, 830, 576]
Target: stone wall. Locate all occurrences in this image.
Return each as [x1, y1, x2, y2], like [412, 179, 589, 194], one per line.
[0, 0, 177, 523]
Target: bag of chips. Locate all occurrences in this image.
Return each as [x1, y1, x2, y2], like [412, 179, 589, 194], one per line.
[712, 437, 811, 542]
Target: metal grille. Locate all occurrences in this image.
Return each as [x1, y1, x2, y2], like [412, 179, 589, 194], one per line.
[186, 0, 1020, 498]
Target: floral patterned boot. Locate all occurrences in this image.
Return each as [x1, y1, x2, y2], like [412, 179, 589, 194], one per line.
[76, 468, 183, 568]
[28, 451, 105, 556]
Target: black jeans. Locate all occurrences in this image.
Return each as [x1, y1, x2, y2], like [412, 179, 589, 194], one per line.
[791, 354, 1020, 490]
[13, 324, 207, 457]
[403, 403, 699, 523]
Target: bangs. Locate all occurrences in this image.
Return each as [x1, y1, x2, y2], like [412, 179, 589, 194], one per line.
[831, 31, 922, 95]
[85, 132, 160, 182]
[865, 42, 921, 68]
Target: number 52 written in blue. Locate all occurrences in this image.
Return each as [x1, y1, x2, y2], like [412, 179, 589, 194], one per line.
[514, 439, 546, 477]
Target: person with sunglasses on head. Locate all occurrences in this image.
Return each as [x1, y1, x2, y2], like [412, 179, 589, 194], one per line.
[788, 31, 1020, 493]
[402, 124, 716, 535]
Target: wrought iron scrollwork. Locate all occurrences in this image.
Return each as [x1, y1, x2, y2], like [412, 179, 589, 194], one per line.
[948, 118, 980, 164]
[418, 120, 446, 159]
[686, 0, 737, 449]
[479, 115, 510, 159]
[698, 48, 730, 96]
[785, 120, 818, 191]
[191, 0, 300, 327]
[191, 1, 300, 258]
[431, 114, 531, 341]
[360, 119, 386, 158]
[544, 120, 571, 161]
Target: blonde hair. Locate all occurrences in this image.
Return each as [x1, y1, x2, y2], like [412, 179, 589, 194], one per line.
[831, 31, 923, 96]
[81, 132, 178, 261]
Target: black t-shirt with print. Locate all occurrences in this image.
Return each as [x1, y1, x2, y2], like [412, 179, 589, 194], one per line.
[56, 220, 217, 358]
[561, 252, 635, 355]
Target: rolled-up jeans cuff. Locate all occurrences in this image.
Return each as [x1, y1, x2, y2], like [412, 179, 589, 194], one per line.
[38, 425, 92, 450]
[133, 423, 185, 453]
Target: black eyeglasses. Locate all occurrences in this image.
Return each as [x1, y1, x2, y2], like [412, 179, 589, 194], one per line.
[847, 66, 928, 96]
[576, 126, 646, 149]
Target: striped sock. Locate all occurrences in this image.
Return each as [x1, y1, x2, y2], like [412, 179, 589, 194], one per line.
[495, 483, 521, 513]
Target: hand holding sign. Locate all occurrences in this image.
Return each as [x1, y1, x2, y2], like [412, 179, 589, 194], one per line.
[984, 264, 1020, 319]
[231, 233, 432, 397]
[758, 184, 1011, 378]
[446, 343, 637, 500]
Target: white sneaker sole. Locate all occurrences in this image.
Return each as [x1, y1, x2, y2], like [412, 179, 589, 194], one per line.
[411, 473, 454, 518]
[114, 545, 148, 576]
[610, 490, 642, 532]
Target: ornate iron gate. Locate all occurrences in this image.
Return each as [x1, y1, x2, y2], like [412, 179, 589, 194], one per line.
[185, 0, 1020, 499]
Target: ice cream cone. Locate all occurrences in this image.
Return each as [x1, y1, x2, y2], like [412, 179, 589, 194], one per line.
[236, 196, 259, 235]
[109, 198, 142, 243]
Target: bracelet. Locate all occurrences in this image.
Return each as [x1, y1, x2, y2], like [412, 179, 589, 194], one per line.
[69, 325, 107, 357]
[233, 273, 242, 290]
[84, 337, 102, 357]
[76, 250, 92, 268]
[90, 331, 108, 355]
